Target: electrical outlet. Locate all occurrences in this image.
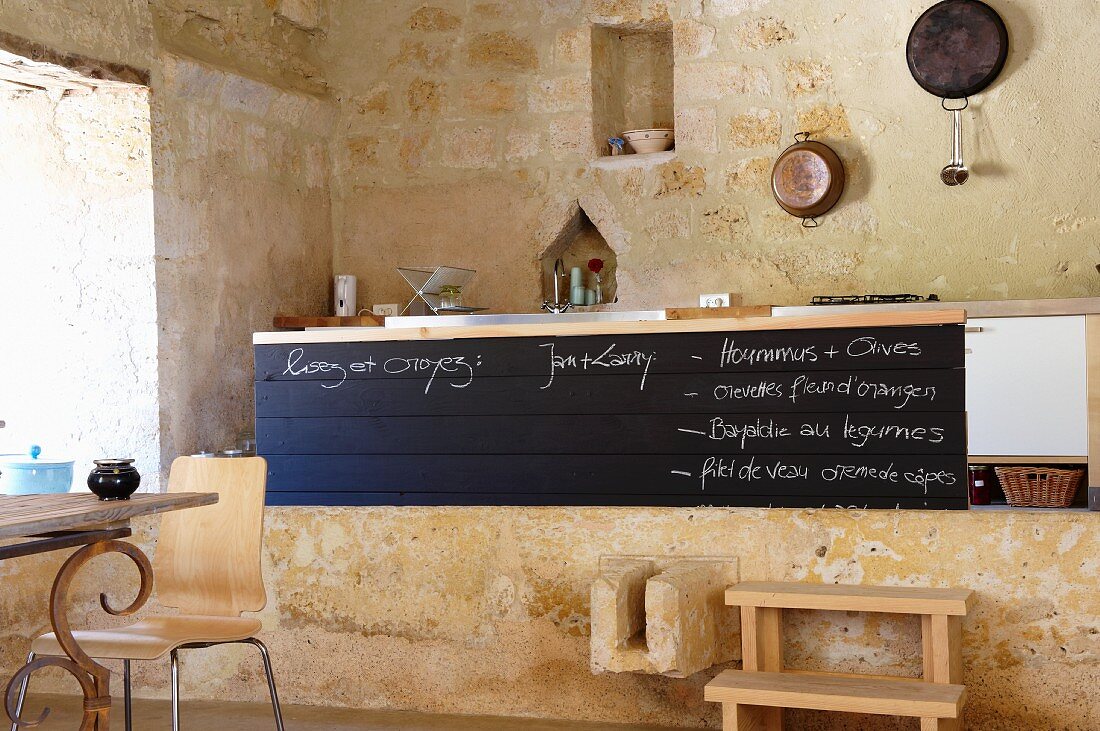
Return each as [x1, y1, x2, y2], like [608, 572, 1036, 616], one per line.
[372, 303, 399, 317]
[699, 293, 732, 308]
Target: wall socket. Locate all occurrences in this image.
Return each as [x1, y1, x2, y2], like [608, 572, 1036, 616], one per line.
[699, 293, 732, 308]
[372, 303, 399, 317]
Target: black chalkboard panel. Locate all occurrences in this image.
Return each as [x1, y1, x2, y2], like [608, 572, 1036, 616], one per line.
[264, 491, 969, 510]
[257, 413, 967, 455]
[255, 324, 967, 509]
[256, 326, 963, 382]
[255, 369, 964, 417]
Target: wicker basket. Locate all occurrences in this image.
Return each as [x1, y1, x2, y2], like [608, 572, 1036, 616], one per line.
[994, 466, 1084, 508]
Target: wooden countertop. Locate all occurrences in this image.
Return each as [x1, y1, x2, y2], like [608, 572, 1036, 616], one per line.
[254, 310, 965, 345]
[773, 297, 1100, 319]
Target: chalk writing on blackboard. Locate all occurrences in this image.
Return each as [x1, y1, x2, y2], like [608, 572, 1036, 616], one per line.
[671, 457, 960, 493]
[539, 342, 656, 390]
[259, 324, 966, 508]
[283, 347, 479, 393]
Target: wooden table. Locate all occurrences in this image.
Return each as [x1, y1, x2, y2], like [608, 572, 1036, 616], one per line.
[0, 492, 218, 730]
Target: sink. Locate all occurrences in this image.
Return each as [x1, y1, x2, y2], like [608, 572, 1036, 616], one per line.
[383, 310, 667, 329]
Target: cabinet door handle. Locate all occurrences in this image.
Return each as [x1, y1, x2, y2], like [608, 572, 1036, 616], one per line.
[965, 326, 983, 333]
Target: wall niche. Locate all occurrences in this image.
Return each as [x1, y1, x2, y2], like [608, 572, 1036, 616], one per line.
[540, 204, 617, 306]
[592, 22, 674, 156]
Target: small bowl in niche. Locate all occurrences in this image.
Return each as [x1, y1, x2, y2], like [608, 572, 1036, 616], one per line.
[622, 128, 674, 154]
[87, 459, 141, 501]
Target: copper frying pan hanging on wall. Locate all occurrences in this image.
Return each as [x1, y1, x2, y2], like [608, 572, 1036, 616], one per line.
[906, 0, 1009, 186]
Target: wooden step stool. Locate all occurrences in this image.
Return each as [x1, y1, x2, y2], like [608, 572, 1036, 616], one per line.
[705, 581, 975, 731]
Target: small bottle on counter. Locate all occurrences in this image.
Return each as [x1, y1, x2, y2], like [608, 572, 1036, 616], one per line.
[968, 465, 992, 505]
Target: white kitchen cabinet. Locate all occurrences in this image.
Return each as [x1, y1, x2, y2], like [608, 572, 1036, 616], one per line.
[965, 316, 1088, 457]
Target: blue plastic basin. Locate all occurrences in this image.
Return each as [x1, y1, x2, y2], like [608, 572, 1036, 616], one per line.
[0, 455, 74, 495]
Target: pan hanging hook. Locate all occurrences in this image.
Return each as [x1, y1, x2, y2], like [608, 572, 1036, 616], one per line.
[940, 96, 970, 186]
[801, 216, 819, 229]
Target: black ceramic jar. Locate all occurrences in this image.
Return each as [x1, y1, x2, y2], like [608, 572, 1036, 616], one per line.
[87, 459, 141, 501]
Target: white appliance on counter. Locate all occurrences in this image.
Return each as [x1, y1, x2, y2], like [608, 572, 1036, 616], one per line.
[334, 275, 357, 316]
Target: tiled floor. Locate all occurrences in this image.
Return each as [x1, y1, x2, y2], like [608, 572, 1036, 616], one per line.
[14, 694, 684, 730]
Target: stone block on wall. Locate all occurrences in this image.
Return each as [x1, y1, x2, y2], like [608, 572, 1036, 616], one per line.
[275, 0, 324, 31]
[590, 556, 739, 678]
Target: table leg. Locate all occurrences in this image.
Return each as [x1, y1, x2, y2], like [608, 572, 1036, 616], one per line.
[5, 539, 152, 730]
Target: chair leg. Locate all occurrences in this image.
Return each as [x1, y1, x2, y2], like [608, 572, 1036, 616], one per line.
[170, 649, 181, 731]
[244, 638, 285, 731]
[9, 652, 34, 731]
[123, 659, 132, 731]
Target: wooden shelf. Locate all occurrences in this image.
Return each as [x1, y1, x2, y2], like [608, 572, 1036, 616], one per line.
[970, 504, 1092, 514]
[273, 315, 383, 329]
[726, 581, 974, 616]
[665, 305, 772, 320]
[967, 455, 1087, 464]
[256, 309, 965, 345]
[705, 669, 965, 719]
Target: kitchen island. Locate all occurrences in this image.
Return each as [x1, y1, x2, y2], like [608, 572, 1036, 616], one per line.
[254, 310, 968, 509]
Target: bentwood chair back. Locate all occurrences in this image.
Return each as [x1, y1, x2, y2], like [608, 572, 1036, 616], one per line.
[12, 456, 284, 731]
[155, 455, 268, 616]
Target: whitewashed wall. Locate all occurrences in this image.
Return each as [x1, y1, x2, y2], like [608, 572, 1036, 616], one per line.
[0, 85, 160, 490]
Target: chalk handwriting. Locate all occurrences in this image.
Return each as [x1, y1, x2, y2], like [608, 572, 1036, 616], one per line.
[846, 336, 922, 358]
[284, 347, 361, 389]
[720, 337, 818, 368]
[283, 347, 476, 393]
[539, 342, 656, 390]
[383, 355, 475, 394]
[843, 414, 944, 448]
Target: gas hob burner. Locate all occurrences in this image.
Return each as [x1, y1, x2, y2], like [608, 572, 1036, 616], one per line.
[810, 294, 940, 306]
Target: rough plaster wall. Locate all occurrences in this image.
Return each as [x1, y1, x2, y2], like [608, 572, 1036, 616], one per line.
[0, 0, 338, 464]
[0, 86, 160, 489]
[331, 0, 1100, 313]
[0, 3, 1098, 731]
[152, 53, 334, 460]
[150, 0, 330, 94]
[620, 30, 674, 132]
[0, 0, 154, 68]
[0, 0, 329, 93]
[2, 508, 1097, 730]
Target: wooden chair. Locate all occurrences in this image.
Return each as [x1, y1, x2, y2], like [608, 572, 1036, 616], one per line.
[11, 456, 284, 731]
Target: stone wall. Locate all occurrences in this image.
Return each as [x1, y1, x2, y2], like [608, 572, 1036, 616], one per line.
[2, 2, 1100, 731]
[3, 508, 1097, 730]
[0, 1, 337, 465]
[152, 52, 333, 463]
[330, 0, 1100, 313]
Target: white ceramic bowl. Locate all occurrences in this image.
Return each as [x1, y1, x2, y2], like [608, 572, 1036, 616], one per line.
[623, 128, 674, 154]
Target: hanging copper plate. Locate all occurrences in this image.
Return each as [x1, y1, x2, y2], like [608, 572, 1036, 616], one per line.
[907, 0, 1009, 99]
[771, 135, 845, 222]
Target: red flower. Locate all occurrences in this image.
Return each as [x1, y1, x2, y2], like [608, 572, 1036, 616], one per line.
[588, 258, 604, 274]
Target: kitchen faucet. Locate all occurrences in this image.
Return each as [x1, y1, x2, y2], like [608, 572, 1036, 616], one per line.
[541, 258, 573, 314]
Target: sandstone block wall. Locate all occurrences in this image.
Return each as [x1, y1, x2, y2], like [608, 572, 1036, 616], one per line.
[1, 3, 1099, 731]
[3, 508, 1097, 730]
[330, 0, 1100, 314]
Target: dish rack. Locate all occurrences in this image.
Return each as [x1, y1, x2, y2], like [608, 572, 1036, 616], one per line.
[397, 266, 487, 315]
